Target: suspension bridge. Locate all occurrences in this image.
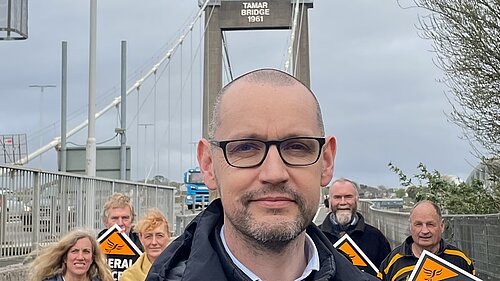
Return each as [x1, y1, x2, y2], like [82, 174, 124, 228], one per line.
[0, 1, 498, 280]
[4, 0, 312, 184]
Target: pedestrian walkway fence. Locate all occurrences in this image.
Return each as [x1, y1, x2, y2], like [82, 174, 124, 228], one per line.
[359, 200, 500, 281]
[174, 194, 210, 236]
[0, 164, 175, 258]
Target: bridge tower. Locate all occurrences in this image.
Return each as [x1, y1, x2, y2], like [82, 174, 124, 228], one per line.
[200, 0, 313, 138]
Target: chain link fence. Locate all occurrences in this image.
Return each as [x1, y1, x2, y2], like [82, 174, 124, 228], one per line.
[359, 200, 500, 281]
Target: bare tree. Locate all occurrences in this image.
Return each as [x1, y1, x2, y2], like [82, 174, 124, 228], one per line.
[407, 0, 500, 179]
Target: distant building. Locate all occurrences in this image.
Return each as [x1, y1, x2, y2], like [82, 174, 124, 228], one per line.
[442, 174, 463, 185]
[362, 198, 404, 211]
[466, 158, 499, 191]
[359, 184, 386, 199]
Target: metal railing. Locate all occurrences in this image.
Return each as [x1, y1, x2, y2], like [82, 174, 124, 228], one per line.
[0, 164, 175, 258]
[174, 194, 209, 236]
[359, 200, 500, 281]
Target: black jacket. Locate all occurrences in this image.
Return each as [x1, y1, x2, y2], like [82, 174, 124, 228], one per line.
[146, 199, 378, 281]
[319, 212, 391, 269]
[379, 236, 475, 281]
[98, 227, 144, 252]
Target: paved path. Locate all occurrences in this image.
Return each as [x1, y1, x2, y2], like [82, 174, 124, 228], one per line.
[314, 204, 329, 225]
[0, 256, 26, 268]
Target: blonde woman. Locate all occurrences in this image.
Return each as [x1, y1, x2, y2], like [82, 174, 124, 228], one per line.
[30, 229, 113, 281]
[120, 208, 171, 281]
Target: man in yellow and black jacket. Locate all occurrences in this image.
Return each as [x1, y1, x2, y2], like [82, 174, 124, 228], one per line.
[378, 200, 475, 281]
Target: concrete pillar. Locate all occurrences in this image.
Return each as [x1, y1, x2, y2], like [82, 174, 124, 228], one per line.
[203, 5, 222, 139]
[201, 0, 313, 139]
[294, 6, 311, 88]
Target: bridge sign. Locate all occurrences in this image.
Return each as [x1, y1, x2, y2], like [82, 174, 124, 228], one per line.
[97, 224, 143, 281]
[333, 234, 379, 276]
[408, 250, 482, 281]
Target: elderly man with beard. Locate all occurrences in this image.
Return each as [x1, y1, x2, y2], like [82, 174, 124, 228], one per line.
[319, 178, 391, 273]
[146, 69, 377, 281]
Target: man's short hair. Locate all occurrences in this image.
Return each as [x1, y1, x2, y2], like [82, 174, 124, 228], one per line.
[208, 68, 325, 139]
[101, 192, 135, 225]
[330, 178, 359, 197]
[410, 200, 443, 220]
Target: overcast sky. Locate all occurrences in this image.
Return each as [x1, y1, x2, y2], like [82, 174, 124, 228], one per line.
[0, 0, 478, 187]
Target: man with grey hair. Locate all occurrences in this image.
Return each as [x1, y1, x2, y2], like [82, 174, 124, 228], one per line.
[379, 200, 475, 280]
[147, 69, 377, 280]
[98, 192, 143, 251]
[319, 178, 391, 274]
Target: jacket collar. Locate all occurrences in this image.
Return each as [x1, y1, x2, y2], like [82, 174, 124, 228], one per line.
[162, 199, 339, 280]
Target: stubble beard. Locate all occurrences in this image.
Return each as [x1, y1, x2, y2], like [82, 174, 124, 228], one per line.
[224, 185, 316, 253]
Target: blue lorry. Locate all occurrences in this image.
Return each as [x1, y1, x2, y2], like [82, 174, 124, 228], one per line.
[184, 167, 209, 209]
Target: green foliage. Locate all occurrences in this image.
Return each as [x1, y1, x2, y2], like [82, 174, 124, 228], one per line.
[395, 188, 406, 198]
[388, 162, 500, 214]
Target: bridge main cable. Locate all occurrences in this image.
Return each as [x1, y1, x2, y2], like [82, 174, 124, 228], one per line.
[15, 0, 212, 166]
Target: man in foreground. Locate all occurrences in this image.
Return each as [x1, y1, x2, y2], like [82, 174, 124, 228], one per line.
[379, 200, 475, 280]
[319, 178, 391, 272]
[147, 68, 377, 280]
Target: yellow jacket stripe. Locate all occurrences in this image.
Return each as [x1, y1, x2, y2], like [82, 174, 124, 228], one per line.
[391, 266, 414, 281]
[384, 253, 403, 274]
[444, 249, 472, 266]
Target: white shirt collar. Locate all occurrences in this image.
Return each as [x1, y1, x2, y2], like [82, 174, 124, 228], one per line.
[220, 225, 320, 281]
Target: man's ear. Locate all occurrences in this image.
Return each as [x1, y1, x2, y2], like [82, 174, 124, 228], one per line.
[197, 138, 217, 191]
[321, 136, 336, 187]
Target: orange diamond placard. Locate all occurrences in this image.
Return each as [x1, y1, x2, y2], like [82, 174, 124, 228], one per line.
[100, 232, 137, 255]
[338, 240, 368, 266]
[333, 234, 379, 276]
[408, 250, 482, 281]
[414, 257, 458, 281]
[97, 224, 143, 281]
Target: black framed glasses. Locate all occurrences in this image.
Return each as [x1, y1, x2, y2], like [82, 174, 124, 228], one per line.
[210, 137, 326, 168]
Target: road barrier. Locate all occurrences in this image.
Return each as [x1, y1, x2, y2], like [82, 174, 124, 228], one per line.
[0, 164, 175, 258]
[174, 195, 210, 236]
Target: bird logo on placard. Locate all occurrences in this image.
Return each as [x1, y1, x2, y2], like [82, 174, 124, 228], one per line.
[105, 240, 124, 253]
[423, 267, 442, 281]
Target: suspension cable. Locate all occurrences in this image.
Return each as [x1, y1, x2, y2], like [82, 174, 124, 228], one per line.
[16, 0, 212, 166]
[222, 31, 234, 81]
[153, 71, 158, 176]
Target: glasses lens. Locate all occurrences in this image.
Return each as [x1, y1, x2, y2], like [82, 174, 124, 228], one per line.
[225, 140, 266, 167]
[280, 138, 321, 165]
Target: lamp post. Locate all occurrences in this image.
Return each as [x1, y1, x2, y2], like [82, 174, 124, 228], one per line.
[86, 0, 97, 177]
[138, 123, 153, 180]
[29, 84, 56, 168]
